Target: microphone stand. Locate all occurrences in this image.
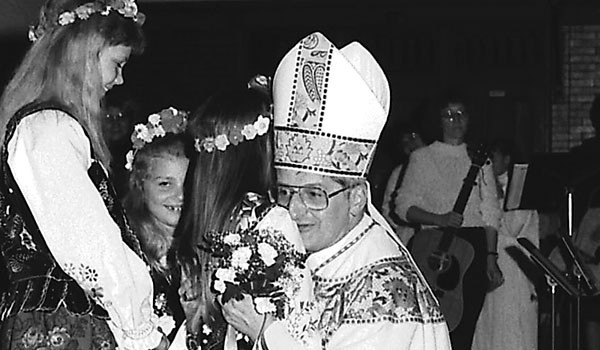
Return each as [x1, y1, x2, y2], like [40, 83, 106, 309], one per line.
[568, 187, 580, 350]
[560, 186, 599, 350]
[548, 277, 558, 350]
[518, 237, 579, 350]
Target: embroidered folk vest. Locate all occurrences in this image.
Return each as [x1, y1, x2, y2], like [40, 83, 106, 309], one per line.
[0, 101, 146, 321]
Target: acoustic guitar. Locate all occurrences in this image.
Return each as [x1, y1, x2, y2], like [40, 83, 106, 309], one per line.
[409, 145, 489, 331]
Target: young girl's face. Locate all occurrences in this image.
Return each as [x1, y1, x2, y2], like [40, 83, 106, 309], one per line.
[99, 44, 132, 94]
[142, 155, 189, 232]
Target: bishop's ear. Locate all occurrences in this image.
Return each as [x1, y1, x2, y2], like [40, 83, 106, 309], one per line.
[349, 182, 368, 217]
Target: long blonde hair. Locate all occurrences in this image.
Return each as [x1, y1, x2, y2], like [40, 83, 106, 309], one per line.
[0, 0, 144, 168]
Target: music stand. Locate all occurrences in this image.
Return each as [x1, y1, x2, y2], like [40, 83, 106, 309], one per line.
[518, 238, 579, 296]
[506, 154, 589, 349]
[504, 153, 570, 212]
[557, 228, 599, 350]
[518, 238, 579, 350]
[558, 231, 598, 295]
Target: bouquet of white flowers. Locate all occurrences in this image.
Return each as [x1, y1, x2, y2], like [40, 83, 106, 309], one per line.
[206, 225, 307, 319]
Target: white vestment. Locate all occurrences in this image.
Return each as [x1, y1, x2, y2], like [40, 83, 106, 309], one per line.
[262, 214, 452, 350]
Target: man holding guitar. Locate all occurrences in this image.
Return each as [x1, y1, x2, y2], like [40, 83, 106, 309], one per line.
[394, 97, 503, 350]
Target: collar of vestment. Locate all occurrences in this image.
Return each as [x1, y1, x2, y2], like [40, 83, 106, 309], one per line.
[307, 214, 376, 275]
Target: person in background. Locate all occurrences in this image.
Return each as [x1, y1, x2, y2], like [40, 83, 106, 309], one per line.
[103, 96, 141, 197]
[0, 0, 168, 349]
[472, 138, 538, 350]
[381, 125, 426, 244]
[395, 96, 502, 350]
[122, 107, 191, 341]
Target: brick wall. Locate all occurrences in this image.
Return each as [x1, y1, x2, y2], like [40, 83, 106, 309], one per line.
[552, 25, 600, 152]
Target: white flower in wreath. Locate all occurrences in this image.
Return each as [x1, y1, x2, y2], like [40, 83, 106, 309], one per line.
[28, 27, 37, 42]
[241, 124, 258, 140]
[215, 268, 237, 283]
[58, 12, 76, 26]
[74, 5, 92, 20]
[125, 150, 135, 171]
[123, 0, 139, 16]
[223, 233, 241, 245]
[134, 123, 146, 134]
[254, 115, 270, 136]
[254, 297, 277, 314]
[155, 292, 167, 311]
[198, 137, 215, 152]
[257, 242, 278, 267]
[231, 246, 252, 270]
[148, 113, 161, 126]
[214, 134, 230, 151]
[135, 124, 153, 143]
[151, 125, 166, 138]
[253, 75, 269, 87]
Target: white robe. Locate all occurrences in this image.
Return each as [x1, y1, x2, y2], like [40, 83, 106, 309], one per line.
[261, 214, 452, 350]
[472, 172, 539, 350]
[8, 110, 162, 350]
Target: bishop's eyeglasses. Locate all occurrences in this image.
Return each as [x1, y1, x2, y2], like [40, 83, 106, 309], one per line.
[276, 185, 351, 211]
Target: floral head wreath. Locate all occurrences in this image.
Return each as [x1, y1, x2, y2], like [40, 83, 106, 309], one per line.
[125, 107, 188, 171]
[28, 0, 145, 42]
[194, 114, 270, 153]
[194, 74, 273, 153]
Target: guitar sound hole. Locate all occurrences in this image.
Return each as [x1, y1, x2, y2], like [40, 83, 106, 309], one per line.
[428, 251, 452, 273]
[436, 255, 461, 291]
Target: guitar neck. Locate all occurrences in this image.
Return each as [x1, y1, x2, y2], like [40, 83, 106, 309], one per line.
[452, 164, 481, 215]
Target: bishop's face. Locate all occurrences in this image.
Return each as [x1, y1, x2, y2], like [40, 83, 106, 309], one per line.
[277, 169, 356, 253]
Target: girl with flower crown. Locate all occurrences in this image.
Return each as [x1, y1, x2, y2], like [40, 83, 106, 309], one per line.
[172, 82, 318, 350]
[0, 0, 168, 349]
[122, 107, 191, 341]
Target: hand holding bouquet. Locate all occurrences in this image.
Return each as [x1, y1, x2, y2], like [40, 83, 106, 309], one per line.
[206, 225, 307, 319]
